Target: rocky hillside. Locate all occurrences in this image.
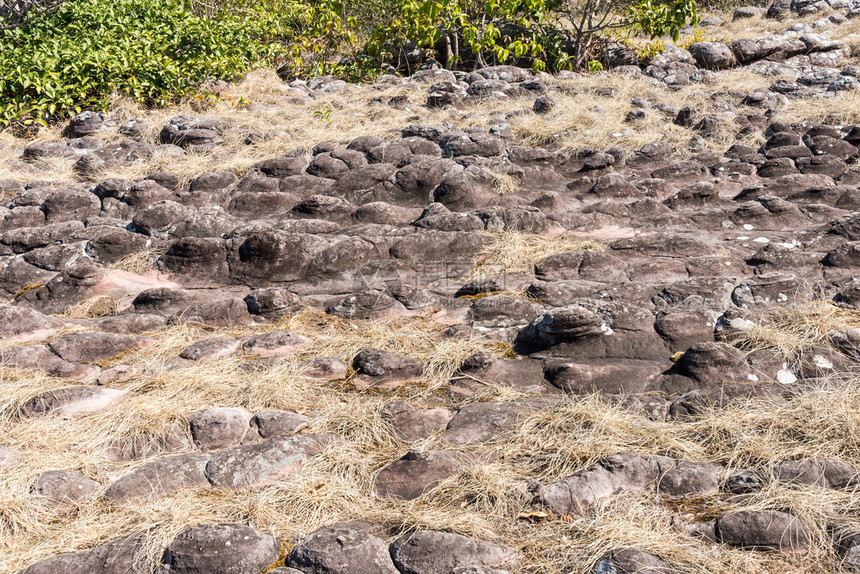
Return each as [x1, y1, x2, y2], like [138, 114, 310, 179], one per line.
[3, 2, 860, 574]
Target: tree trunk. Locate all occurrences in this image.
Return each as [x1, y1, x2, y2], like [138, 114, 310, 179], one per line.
[442, 33, 453, 68]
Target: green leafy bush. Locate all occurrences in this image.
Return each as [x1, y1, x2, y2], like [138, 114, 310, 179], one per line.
[366, 0, 697, 72]
[366, 0, 568, 72]
[190, 0, 364, 80]
[0, 0, 359, 126]
[0, 0, 271, 125]
[0, 0, 698, 127]
[340, 0, 403, 35]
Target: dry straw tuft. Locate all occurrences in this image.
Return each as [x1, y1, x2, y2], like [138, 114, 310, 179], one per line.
[464, 230, 603, 281]
[729, 299, 860, 361]
[110, 248, 168, 275]
[62, 295, 119, 319]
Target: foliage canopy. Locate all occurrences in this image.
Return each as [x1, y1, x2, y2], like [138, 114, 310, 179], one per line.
[0, 0, 351, 125]
[0, 0, 698, 126]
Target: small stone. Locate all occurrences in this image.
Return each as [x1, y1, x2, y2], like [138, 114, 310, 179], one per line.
[34, 470, 100, 506]
[717, 510, 810, 553]
[287, 523, 399, 573]
[205, 434, 330, 489]
[160, 523, 279, 574]
[22, 387, 127, 418]
[251, 410, 310, 438]
[243, 332, 313, 357]
[533, 95, 557, 114]
[179, 337, 240, 362]
[104, 453, 211, 504]
[390, 531, 513, 574]
[187, 407, 252, 450]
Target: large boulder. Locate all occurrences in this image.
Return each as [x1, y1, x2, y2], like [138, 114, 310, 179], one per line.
[159, 116, 224, 149]
[228, 232, 321, 284]
[65, 111, 115, 138]
[352, 348, 424, 390]
[374, 449, 462, 499]
[187, 407, 253, 450]
[250, 410, 310, 438]
[179, 337, 241, 362]
[593, 548, 677, 574]
[157, 237, 229, 286]
[543, 453, 719, 515]
[674, 342, 756, 384]
[542, 452, 666, 516]
[243, 332, 313, 357]
[381, 401, 453, 442]
[34, 470, 100, 507]
[772, 458, 859, 488]
[47, 332, 155, 363]
[441, 402, 529, 445]
[22, 387, 127, 418]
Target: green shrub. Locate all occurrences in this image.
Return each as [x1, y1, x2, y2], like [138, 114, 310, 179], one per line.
[0, 0, 273, 125]
[365, 0, 567, 72]
[0, 0, 361, 126]
[0, 0, 698, 127]
[365, 0, 698, 72]
[190, 0, 364, 79]
[340, 0, 402, 35]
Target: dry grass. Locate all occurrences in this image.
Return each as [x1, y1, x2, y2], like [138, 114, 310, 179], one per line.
[491, 171, 520, 195]
[780, 88, 860, 126]
[512, 490, 854, 574]
[61, 295, 119, 319]
[4, 16, 860, 573]
[0, 309, 509, 572]
[110, 249, 167, 275]
[508, 67, 779, 153]
[4, 327, 860, 573]
[729, 299, 860, 361]
[0, 309, 509, 469]
[464, 230, 604, 281]
[276, 310, 513, 392]
[0, 60, 845, 188]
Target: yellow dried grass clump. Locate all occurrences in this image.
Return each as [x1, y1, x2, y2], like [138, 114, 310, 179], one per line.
[491, 171, 520, 195]
[62, 295, 119, 319]
[729, 299, 860, 361]
[465, 230, 603, 281]
[110, 249, 167, 275]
